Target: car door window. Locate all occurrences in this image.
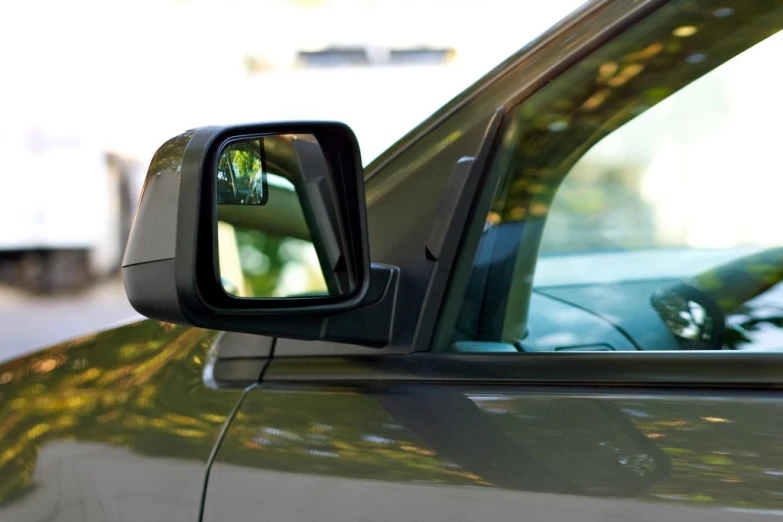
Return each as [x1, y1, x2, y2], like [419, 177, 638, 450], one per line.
[440, 0, 783, 353]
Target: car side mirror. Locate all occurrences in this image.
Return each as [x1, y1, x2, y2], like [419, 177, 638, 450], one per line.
[122, 122, 399, 347]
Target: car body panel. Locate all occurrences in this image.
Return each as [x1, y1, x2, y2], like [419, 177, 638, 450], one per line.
[204, 383, 783, 522]
[0, 320, 243, 522]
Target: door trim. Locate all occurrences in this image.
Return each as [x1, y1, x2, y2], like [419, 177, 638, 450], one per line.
[262, 352, 783, 389]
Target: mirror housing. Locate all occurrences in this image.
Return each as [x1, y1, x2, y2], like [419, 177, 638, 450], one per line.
[122, 122, 398, 347]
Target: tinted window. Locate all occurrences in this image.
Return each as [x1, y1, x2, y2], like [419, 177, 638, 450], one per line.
[443, 0, 783, 353]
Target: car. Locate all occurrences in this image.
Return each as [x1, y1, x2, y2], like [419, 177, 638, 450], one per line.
[3, 0, 783, 521]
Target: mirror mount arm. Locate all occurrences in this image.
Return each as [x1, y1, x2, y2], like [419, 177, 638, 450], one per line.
[321, 263, 400, 346]
[202, 264, 399, 348]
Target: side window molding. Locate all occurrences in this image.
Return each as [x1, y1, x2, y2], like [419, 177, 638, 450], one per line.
[412, 108, 505, 351]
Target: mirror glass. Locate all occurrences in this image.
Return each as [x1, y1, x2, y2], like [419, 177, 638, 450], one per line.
[215, 134, 346, 299]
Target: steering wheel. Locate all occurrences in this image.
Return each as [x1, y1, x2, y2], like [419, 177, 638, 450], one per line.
[651, 281, 726, 350]
[652, 247, 783, 350]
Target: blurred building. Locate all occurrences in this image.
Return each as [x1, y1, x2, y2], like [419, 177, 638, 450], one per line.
[0, 0, 584, 292]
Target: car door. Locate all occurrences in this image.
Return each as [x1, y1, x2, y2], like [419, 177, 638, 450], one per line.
[203, 0, 783, 520]
[0, 321, 248, 522]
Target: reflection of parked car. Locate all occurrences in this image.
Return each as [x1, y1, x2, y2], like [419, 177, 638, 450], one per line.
[6, 1, 783, 521]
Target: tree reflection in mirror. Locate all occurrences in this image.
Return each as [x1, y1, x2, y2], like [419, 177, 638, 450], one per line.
[215, 134, 332, 299]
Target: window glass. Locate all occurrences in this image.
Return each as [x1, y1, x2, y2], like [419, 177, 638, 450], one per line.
[445, 0, 783, 353]
[541, 32, 783, 258]
[216, 189, 328, 299]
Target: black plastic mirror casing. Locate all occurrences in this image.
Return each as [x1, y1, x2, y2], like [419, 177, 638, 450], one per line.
[122, 122, 397, 347]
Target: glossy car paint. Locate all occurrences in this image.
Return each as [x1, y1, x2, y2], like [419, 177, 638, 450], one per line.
[205, 383, 783, 522]
[0, 321, 244, 522]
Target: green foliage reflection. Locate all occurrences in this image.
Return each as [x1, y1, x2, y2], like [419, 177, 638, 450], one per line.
[490, 0, 783, 229]
[0, 321, 239, 505]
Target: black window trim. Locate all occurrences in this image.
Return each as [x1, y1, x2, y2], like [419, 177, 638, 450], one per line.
[262, 352, 783, 389]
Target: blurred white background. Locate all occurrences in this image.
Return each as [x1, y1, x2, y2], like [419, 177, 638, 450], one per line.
[0, 0, 585, 356]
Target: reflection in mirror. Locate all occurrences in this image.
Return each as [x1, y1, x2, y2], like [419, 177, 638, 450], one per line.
[216, 134, 343, 299]
[217, 138, 268, 205]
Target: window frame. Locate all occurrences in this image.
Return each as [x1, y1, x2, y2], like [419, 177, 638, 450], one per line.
[430, 0, 783, 358]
